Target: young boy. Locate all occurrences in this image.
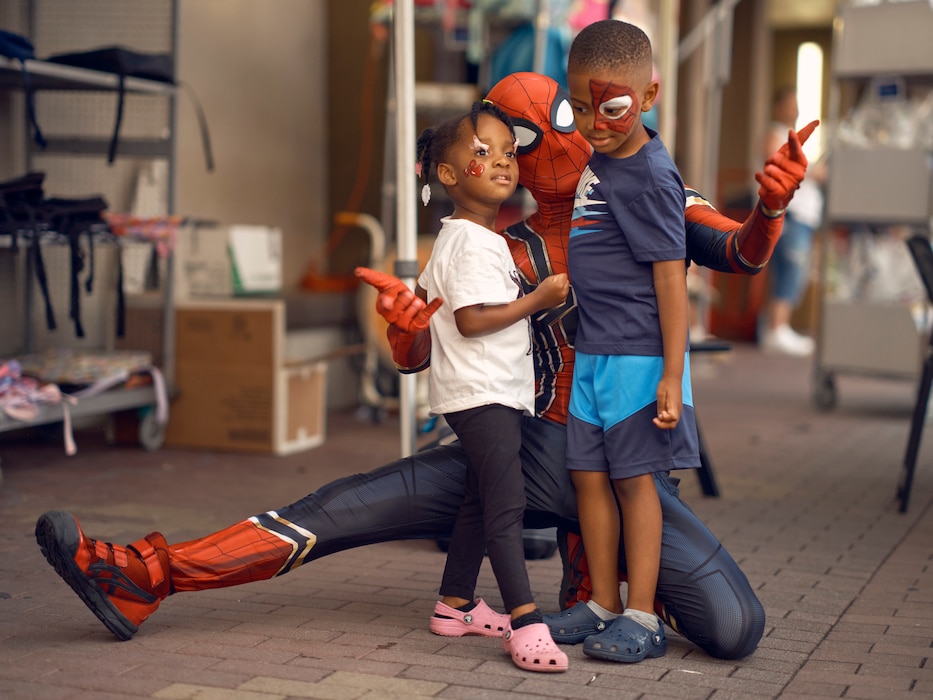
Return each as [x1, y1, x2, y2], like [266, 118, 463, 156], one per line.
[412, 101, 570, 672]
[543, 20, 700, 663]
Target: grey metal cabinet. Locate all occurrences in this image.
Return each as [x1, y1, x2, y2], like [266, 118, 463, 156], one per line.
[814, 0, 933, 411]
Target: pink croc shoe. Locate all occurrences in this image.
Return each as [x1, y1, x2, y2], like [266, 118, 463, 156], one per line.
[429, 598, 509, 637]
[502, 621, 569, 672]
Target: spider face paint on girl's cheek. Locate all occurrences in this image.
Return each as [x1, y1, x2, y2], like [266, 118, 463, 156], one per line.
[464, 159, 485, 177]
[590, 79, 638, 134]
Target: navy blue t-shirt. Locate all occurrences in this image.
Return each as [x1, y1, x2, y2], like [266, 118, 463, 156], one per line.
[569, 130, 687, 356]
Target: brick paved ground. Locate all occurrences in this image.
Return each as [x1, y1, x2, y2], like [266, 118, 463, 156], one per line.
[1, 343, 930, 699]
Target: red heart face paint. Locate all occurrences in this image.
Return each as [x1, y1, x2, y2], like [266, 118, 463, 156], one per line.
[464, 159, 485, 177]
[589, 79, 638, 134]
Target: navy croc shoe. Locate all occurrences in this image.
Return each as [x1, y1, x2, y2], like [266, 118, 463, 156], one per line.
[583, 615, 667, 663]
[543, 602, 610, 644]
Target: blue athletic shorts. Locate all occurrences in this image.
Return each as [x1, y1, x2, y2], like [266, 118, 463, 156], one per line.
[567, 352, 700, 479]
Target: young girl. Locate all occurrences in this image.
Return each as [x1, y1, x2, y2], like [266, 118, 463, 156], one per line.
[414, 101, 570, 672]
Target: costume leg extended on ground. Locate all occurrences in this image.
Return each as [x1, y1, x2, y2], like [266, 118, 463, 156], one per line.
[36, 415, 762, 659]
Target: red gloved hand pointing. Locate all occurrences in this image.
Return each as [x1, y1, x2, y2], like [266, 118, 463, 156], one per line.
[755, 119, 818, 212]
[355, 267, 441, 370]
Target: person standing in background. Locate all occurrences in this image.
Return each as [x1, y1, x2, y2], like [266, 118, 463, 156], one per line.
[760, 86, 826, 356]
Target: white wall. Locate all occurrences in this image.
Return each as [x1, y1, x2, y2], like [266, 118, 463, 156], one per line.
[176, 0, 327, 290]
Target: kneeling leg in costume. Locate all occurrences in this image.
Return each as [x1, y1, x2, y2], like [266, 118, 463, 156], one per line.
[558, 472, 765, 660]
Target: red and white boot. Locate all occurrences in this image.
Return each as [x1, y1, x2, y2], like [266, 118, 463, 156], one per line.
[36, 510, 300, 640]
[35, 510, 172, 641]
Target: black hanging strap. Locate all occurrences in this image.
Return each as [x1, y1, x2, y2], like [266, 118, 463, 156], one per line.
[44, 196, 111, 339]
[108, 72, 126, 163]
[27, 206, 56, 332]
[0, 30, 46, 149]
[67, 219, 86, 338]
[43, 47, 216, 169]
[178, 80, 214, 171]
[115, 244, 125, 338]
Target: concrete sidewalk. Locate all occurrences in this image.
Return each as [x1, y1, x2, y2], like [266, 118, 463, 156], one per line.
[1, 343, 930, 699]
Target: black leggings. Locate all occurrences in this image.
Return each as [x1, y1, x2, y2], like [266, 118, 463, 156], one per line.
[441, 405, 531, 612]
[267, 415, 765, 659]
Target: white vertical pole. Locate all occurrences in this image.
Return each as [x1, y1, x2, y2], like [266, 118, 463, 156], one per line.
[533, 0, 550, 74]
[394, 0, 419, 457]
[658, 0, 680, 155]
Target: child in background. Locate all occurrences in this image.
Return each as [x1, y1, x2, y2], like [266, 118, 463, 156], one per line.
[413, 101, 570, 672]
[543, 20, 700, 663]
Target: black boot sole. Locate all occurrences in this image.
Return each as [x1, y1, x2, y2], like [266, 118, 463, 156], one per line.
[35, 510, 137, 641]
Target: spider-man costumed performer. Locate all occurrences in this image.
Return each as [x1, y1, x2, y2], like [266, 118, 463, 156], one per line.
[36, 72, 815, 660]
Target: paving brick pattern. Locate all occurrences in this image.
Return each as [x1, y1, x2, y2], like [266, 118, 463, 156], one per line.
[1, 344, 930, 699]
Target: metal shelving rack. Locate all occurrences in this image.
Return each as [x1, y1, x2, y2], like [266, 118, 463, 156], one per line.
[814, 0, 933, 510]
[813, 0, 933, 412]
[0, 0, 178, 450]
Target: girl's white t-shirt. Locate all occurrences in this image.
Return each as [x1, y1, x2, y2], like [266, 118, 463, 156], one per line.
[418, 216, 534, 416]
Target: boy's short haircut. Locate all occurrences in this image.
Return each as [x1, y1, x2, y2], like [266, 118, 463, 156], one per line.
[568, 19, 653, 78]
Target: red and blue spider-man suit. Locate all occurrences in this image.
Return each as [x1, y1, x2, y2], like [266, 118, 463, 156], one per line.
[36, 72, 814, 660]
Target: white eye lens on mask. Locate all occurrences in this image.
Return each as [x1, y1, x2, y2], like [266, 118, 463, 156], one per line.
[553, 97, 575, 131]
[599, 95, 633, 119]
[513, 123, 539, 152]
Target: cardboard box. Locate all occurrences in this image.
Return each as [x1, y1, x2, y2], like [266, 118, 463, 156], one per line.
[174, 224, 282, 299]
[280, 361, 327, 452]
[165, 299, 326, 454]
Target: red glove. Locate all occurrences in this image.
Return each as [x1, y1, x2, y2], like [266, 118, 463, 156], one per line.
[755, 119, 818, 212]
[729, 120, 819, 270]
[355, 267, 441, 370]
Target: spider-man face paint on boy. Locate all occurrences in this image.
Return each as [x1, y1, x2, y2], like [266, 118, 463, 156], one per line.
[589, 78, 638, 134]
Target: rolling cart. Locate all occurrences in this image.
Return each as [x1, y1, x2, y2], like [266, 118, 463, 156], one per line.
[813, 0, 933, 412]
[815, 0, 933, 511]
